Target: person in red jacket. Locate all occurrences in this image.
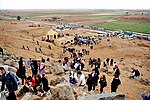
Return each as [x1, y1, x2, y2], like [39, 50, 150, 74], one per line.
[17, 76, 37, 97]
[23, 76, 36, 94]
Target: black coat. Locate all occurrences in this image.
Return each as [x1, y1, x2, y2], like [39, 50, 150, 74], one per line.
[114, 68, 120, 78]
[111, 78, 121, 87]
[86, 77, 93, 86]
[92, 73, 99, 83]
[41, 77, 50, 92]
[18, 60, 23, 69]
[17, 66, 26, 78]
[99, 79, 107, 88]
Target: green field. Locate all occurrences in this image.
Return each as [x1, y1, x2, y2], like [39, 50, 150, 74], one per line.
[96, 21, 150, 34]
[87, 15, 116, 20]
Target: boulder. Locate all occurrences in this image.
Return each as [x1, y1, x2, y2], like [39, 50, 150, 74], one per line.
[2, 55, 9, 61]
[4, 52, 11, 56]
[0, 58, 4, 63]
[50, 83, 75, 100]
[77, 92, 125, 100]
[72, 85, 87, 97]
[21, 93, 41, 100]
[0, 62, 3, 66]
[42, 95, 52, 100]
[45, 69, 50, 74]
[50, 76, 68, 86]
[4, 59, 15, 66]
[54, 65, 64, 75]
[13, 62, 19, 69]
[21, 93, 34, 100]
[32, 95, 41, 100]
[45, 67, 55, 74]
[10, 55, 17, 60]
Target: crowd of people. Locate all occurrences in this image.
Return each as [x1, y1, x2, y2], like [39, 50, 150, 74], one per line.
[0, 33, 145, 100]
[0, 57, 51, 100]
[61, 48, 122, 94]
[17, 58, 50, 97]
[74, 35, 95, 46]
[68, 57, 122, 94]
[60, 35, 123, 94]
[21, 40, 52, 54]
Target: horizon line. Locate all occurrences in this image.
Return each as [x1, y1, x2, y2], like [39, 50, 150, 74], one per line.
[0, 8, 150, 11]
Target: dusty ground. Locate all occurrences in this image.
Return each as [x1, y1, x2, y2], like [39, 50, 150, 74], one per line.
[0, 10, 150, 100]
[119, 14, 150, 22]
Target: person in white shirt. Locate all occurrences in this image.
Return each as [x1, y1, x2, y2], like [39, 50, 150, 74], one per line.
[77, 71, 86, 86]
[74, 62, 81, 71]
[62, 61, 68, 72]
[69, 71, 78, 85]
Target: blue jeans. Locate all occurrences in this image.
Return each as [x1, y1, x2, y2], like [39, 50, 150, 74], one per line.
[7, 89, 17, 100]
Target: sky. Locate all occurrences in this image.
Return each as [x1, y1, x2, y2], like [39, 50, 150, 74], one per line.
[0, 0, 150, 9]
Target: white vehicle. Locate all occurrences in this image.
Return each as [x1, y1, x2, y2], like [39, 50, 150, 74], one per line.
[148, 36, 150, 41]
[117, 34, 124, 39]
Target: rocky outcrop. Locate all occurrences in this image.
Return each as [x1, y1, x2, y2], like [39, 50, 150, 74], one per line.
[0, 51, 18, 66]
[42, 95, 52, 100]
[4, 59, 15, 66]
[21, 93, 34, 100]
[77, 93, 125, 100]
[2, 58, 19, 69]
[21, 93, 41, 100]
[50, 83, 75, 100]
[54, 65, 64, 75]
[0, 58, 4, 64]
[2, 55, 10, 61]
[50, 76, 68, 86]
[45, 65, 55, 74]
[72, 85, 87, 97]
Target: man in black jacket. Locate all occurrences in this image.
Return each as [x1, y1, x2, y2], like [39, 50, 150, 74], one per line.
[111, 75, 121, 92]
[113, 65, 120, 78]
[41, 74, 51, 94]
